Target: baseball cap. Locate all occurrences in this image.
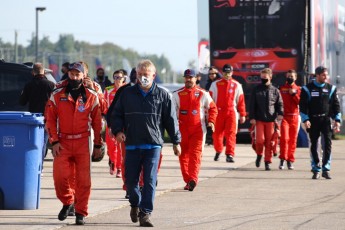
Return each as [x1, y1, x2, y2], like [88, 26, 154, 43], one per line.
[183, 69, 196, 77]
[315, 66, 327, 75]
[69, 62, 84, 73]
[222, 64, 233, 73]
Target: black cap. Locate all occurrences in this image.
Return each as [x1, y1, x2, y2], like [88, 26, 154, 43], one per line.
[222, 64, 233, 73]
[315, 66, 327, 75]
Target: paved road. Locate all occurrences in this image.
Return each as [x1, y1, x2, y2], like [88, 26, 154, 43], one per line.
[1, 141, 345, 229]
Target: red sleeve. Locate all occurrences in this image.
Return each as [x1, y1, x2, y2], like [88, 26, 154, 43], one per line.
[44, 98, 59, 144]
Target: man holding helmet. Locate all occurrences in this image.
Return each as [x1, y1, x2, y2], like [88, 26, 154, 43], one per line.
[45, 62, 103, 225]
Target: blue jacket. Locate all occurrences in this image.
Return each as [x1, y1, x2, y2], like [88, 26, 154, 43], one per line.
[111, 83, 181, 146]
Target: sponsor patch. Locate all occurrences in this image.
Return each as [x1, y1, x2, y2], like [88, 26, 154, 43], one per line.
[192, 110, 198, 115]
[180, 110, 188, 115]
[179, 92, 188, 96]
[194, 92, 200, 97]
[60, 97, 68, 101]
[77, 105, 85, 112]
[322, 88, 329, 93]
[311, 91, 319, 97]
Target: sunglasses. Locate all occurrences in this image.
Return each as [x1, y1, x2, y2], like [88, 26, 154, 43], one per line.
[114, 76, 124, 80]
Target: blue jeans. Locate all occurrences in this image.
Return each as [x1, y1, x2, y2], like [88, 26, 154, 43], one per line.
[125, 148, 161, 214]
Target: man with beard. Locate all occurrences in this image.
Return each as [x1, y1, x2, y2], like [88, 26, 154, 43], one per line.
[300, 66, 341, 179]
[45, 62, 103, 225]
[173, 69, 217, 191]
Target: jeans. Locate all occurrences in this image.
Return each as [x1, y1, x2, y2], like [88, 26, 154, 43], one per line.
[125, 148, 161, 214]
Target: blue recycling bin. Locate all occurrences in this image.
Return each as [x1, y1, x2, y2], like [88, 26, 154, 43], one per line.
[0, 112, 44, 210]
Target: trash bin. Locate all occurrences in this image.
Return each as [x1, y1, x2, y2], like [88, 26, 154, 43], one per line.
[0, 112, 44, 210]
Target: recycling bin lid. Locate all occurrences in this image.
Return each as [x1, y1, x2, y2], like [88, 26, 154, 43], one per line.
[0, 111, 44, 125]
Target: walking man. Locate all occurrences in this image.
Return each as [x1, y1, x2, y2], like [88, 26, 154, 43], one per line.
[209, 64, 246, 162]
[111, 59, 181, 227]
[45, 62, 103, 225]
[299, 66, 341, 179]
[249, 68, 284, 170]
[278, 69, 301, 170]
[173, 69, 217, 191]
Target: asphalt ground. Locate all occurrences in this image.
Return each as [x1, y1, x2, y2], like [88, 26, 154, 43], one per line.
[1, 140, 345, 230]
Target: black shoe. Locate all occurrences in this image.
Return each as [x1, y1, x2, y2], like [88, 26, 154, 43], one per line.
[279, 159, 284, 170]
[188, 180, 196, 191]
[139, 211, 154, 227]
[68, 203, 75, 216]
[226, 155, 235, 163]
[287, 161, 294, 170]
[273, 153, 278, 157]
[312, 172, 320, 179]
[255, 155, 262, 168]
[125, 191, 130, 199]
[130, 207, 139, 223]
[214, 153, 220, 161]
[265, 162, 271, 171]
[58, 204, 73, 221]
[75, 213, 85, 225]
[322, 171, 332, 179]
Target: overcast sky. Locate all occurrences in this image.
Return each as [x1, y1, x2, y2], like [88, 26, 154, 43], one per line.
[0, 0, 199, 71]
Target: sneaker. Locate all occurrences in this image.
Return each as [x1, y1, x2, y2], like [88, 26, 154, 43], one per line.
[188, 180, 196, 191]
[58, 204, 73, 221]
[312, 172, 320, 179]
[265, 162, 271, 171]
[322, 171, 332, 179]
[279, 159, 284, 170]
[139, 211, 154, 227]
[184, 184, 189, 190]
[287, 161, 294, 170]
[214, 153, 220, 161]
[255, 155, 262, 168]
[226, 154, 235, 163]
[68, 203, 75, 216]
[109, 160, 115, 175]
[116, 169, 122, 178]
[75, 213, 85, 225]
[130, 207, 139, 223]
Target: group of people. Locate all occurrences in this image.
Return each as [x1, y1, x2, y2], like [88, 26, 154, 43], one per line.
[20, 59, 341, 227]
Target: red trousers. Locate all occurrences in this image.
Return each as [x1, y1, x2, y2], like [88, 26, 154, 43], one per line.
[213, 112, 237, 156]
[53, 137, 91, 216]
[255, 121, 275, 163]
[106, 128, 122, 170]
[179, 126, 204, 184]
[279, 115, 300, 162]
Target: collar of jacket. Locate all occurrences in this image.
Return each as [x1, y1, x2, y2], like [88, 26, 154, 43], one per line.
[135, 82, 158, 95]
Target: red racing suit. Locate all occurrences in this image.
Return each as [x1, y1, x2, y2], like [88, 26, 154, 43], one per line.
[104, 85, 122, 172]
[173, 86, 217, 184]
[209, 78, 246, 156]
[279, 82, 301, 162]
[45, 80, 102, 217]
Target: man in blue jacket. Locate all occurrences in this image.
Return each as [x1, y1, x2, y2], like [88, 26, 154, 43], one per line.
[111, 59, 181, 227]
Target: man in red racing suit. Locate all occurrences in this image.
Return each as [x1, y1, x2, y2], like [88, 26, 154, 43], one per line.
[278, 69, 301, 170]
[209, 64, 246, 163]
[173, 69, 217, 191]
[45, 62, 102, 225]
